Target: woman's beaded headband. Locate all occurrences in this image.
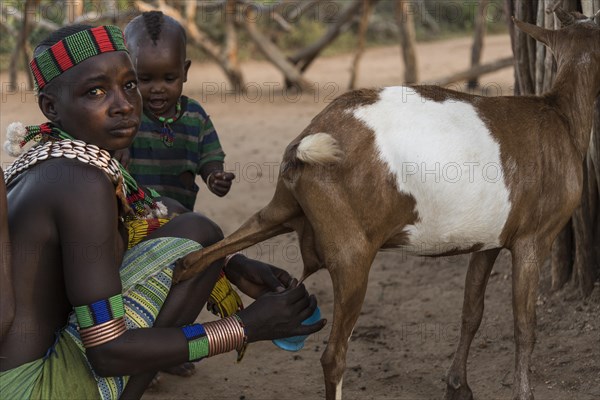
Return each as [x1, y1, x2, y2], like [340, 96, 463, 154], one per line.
[30, 25, 128, 90]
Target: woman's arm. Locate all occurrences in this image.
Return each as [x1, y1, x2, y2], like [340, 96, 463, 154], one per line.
[0, 168, 15, 343]
[56, 163, 324, 377]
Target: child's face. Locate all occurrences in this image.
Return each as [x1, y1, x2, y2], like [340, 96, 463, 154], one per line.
[132, 40, 190, 118]
[40, 51, 142, 151]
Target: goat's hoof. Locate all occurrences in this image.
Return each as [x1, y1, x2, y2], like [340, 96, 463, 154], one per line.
[444, 384, 474, 400]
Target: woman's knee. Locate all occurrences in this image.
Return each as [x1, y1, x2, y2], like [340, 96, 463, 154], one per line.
[173, 212, 224, 246]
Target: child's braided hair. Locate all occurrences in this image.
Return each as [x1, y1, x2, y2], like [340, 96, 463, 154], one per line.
[125, 11, 187, 47]
[142, 10, 163, 45]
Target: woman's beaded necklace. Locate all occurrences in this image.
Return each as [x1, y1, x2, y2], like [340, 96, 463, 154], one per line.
[152, 100, 181, 147]
[6, 123, 164, 221]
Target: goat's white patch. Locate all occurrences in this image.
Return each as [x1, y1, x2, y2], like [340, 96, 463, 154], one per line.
[335, 378, 343, 400]
[353, 87, 511, 254]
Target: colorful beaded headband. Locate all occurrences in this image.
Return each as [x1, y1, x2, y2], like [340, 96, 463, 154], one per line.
[30, 25, 128, 90]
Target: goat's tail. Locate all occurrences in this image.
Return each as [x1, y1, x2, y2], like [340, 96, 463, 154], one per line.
[174, 133, 343, 283]
[295, 133, 343, 165]
[281, 132, 343, 178]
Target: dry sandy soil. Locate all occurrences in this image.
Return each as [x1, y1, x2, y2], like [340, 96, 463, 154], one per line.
[1, 34, 598, 400]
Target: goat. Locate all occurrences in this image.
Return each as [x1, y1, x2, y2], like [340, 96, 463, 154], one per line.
[175, 10, 600, 400]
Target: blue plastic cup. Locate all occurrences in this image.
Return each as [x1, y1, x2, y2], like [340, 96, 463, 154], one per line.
[272, 306, 321, 352]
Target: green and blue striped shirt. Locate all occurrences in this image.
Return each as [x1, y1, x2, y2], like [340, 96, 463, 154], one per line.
[128, 96, 225, 210]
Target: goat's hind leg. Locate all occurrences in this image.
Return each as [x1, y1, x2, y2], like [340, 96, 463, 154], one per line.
[445, 248, 500, 400]
[511, 240, 546, 400]
[319, 235, 378, 400]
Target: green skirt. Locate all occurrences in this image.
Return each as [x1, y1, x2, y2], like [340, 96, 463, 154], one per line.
[0, 237, 202, 400]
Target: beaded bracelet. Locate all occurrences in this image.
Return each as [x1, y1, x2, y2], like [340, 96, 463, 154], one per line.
[75, 294, 127, 348]
[181, 314, 248, 362]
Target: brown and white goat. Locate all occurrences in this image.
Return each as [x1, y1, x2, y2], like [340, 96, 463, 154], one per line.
[175, 11, 600, 400]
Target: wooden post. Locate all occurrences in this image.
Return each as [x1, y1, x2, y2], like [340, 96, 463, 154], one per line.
[433, 57, 514, 87]
[223, 0, 244, 91]
[288, 0, 365, 74]
[69, 0, 84, 23]
[469, 0, 490, 89]
[349, 0, 374, 90]
[8, 0, 35, 91]
[395, 0, 419, 84]
[136, 0, 246, 92]
[242, 5, 313, 91]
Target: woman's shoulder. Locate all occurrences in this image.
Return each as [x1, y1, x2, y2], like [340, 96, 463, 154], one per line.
[9, 157, 118, 207]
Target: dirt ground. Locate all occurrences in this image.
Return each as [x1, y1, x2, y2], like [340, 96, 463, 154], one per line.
[1, 34, 599, 400]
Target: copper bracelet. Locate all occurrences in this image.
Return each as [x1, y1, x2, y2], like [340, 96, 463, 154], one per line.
[203, 316, 245, 357]
[79, 317, 126, 348]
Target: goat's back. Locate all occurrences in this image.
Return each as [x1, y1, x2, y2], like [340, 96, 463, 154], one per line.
[283, 86, 514, 255]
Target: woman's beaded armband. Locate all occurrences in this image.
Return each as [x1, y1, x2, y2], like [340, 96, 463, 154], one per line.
[74, 294, 127, 348]
[181, 314, 248, 362]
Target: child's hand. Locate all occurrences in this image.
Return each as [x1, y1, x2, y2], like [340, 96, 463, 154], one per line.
[207, 171, 235, 197]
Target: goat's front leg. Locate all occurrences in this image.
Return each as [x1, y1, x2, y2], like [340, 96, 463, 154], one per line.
[511, 240, 545, 400]
[445, 248, 500, 400]
[321, 242, 377, 400]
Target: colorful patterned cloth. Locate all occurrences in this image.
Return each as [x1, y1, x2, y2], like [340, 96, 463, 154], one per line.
[126, 218, 171, 249]
[128, 96, 226, 210]
[0, 237, 202, 400]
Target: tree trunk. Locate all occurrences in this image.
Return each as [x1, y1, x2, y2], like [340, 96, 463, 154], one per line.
[416, 0, 441, 35]
[288, 0, 364, 72]
[69, 0, 84, 23]
[349, 0, 374, 90]
[509, 0, 536, 95]
[223, 0, 244, 91]
[242, 6, 313, 92]
[8, 0, 34, 91]
[395, 0, 419, 84]
[434, 57, 514, 87]
[135, 0, 245, 92]
[469, 0, 490, 89]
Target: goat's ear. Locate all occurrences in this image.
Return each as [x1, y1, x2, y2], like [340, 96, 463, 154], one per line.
[512, 17, 555, 47]
[554, 7, 576, 27]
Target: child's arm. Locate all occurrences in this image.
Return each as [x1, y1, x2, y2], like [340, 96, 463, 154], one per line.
[200, 161, 235, 197]
[195, 106, 233, 196]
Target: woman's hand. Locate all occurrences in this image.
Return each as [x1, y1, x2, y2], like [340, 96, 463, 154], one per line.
[225, 254, 293, 299]
[236, 281, 326, 343]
